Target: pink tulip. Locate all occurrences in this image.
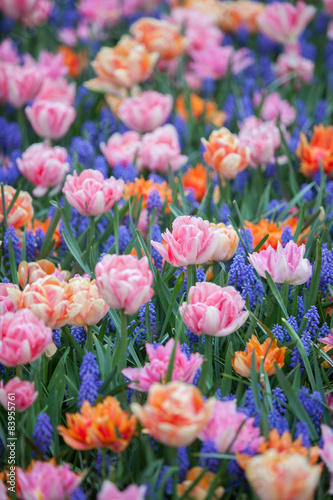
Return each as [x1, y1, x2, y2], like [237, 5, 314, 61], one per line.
[36, 78, 76, 105]
[0, 39, 20, 64]
[36, 50, 68, 79]
[199, 399, 263, 453]
[117, 91, 173, 133]
[95, 254, 154, 315]
[248, 240, 312, 285]
[253, 92, 296, 127]
[274, 45, 314, 86]
[100, 131, 141, 167]
[0, 0, 38, 20]
[0, 479, 6, 500]
[239, 116, 281, 169]
[179, 282, 249, 337]
[136, 124, 188, 174]
[122, 338, 203, 391]
[324, 0, 333, 16]
[320, 424, 333, 494]
[77, 0, 122, 28]
[17, 461, 81, 500]
[320, 333, 333, 348]
[17, 143, 70, 197]
[190, 46, 252, 80]
[0, 377, 38, 412]
[0, 63, 43, 108]
[25, 100, 76, 140]
[0, 283, 19, 314]
[62, 169, 124, 217]
[257, 1, 316, 45]
[21, 0, 53, 27]
[97, 481, 147, 500]
[0, 309, 52, 367]
[151, 216, 220, 267]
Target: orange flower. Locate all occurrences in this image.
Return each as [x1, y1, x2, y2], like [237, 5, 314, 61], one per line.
[201, 127, 249, 181]
[297, 125, 333, 178]
[177, 467, 225, 500]
[257, 430, 320, 464]
[123, 176, 172, 213]
[245, 217, 308, 251]
[232, 335, 287, 377]
[131, 382, 215, 447]
[18, 260, 70, 288]
[58, 397, 136, 451]
[0, 186, 33, 229]
[58, 46, 88, 78]
[182, 164, 208, 202]
[176, 94, 226, 127]
[89, 35, 159, 91]
[67, 276, 109, 326]
[7, 275, 82, 329]
[218, 1, 265, 33]
[209, 222, 239, 261]
[130, 17, 187, 60]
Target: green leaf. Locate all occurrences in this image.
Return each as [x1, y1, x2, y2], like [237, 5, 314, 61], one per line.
[265, 272, 288, 317]
[8, 236, 18, 285]
[39, 207, 61, 258]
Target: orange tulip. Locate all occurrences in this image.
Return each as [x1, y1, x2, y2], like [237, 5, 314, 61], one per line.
[67, 276, 109, 326]
[218, 1, 265, 33]
[201, 127, 249, 181]
[182, 164, 208, 202]
[244, 217, 308, 251]
[131, 382, 215, 447]
[0, 186, 33, 229]
[177, 467, 225, 500]
[18, 260, 70, 288]
[58, 397, 136, 451]
[176, 94, 226, 128]
[130, 17, 187, 61]
[58, 46, 88, 79]
[123, 176, 172, 213]
[297, 125, 333, 178]
[232, 335, 287, 377]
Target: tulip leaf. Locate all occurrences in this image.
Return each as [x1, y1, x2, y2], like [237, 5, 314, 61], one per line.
[265, 271, 288, 317]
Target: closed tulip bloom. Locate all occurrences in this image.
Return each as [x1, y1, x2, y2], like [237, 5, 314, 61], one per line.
[177, 467, 224, 500]
[0, 378, 38, 412]
[0, 283, 19, 314]
[209, 223, 239, 261]
[17, 143, 70, 197]
[7, 275, 82, 329]
[130, 17, 187, 60]
[245, 451, 322, 500]
[180, 282, 248, 337]
[248, 240, 312, 285]
[239, 116, 281, 169]
[122, 338, 203, 392]
[17, 461, 81, 500]
[320, 424, 333, 494]
[67, 276, 109, 326]
[1, 63, 43, 108]
[232, 335, 287, 377]
[97, 482, 147, 500]
[117, 91, 173, 133]
[253, 92, 296, 127]
[201, 127, 249, 181]
[25, 100, 76, 140]
[151, 216, 220, 267]
[100, 131, 141, 167]
[58, 396, 136, 451]
[274, 47, 314, 86]
[63, 170, 124, 217]
[95, 254, 154, 315]
[18, 260, 70, 288]
[131, 382, 215, 447]
[0, 310, 52, 367]
[257, 1, 316, 45]
[0, 185, 34, 229]
[36, 77, 76, 106]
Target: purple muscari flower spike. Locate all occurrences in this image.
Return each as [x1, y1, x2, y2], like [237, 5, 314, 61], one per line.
[32, 413, 53, 457]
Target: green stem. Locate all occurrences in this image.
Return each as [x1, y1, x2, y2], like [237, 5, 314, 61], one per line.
[86, 325, 93, 352]
[186, 264, 196, 298]
[118, 310, 128, 382]
[198, 335, 213, 393]
[16, 365, 23, 379]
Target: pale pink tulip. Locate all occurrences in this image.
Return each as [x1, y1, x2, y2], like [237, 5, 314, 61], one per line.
[200, 399, 263, 453]
[36, 50, 68, 79]
[25, 100, 76, 140]
[239, 116, 281, 169]
[122, 338, 203, 391]
[63, 169, 124, 217]
[100, 131, 141, 167]
[190, 46, 252, 80]
[77, 0, 122, 27]
[95, 254, 154, 315]
[36, 78, 76, 106]
[17, 143, 70, 197]
[21, 0, 52, 27]
[248, 240, 312, 285]
[321, 424, 333, 494]
[117, 91, 173, 133]
[0, 283, 19, 314]
[0, 39, 20, 64]
[257, 1, 316, 45]
[0, 310, 52, 367]
[17, 461, 81, 500]
[151, 216, 220, 267]
[179, 282, 248, 337]
[136, 124, 188, 174]
[97, 481, 147, 500]
[0, 377, 38, 412]
[274, 45, 314, 86]
[0, 63, 43, 108]
[253, 92, 296, 127]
